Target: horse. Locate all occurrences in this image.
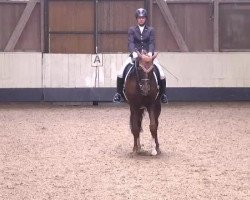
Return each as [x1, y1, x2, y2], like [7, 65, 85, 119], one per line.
[124, 52, 161, 156]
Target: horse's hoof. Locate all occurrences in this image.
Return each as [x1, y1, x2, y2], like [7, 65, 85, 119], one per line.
[132, 148, 138, 155]
[151, 149, 157, 156]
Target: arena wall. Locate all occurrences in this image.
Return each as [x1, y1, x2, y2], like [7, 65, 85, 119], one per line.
[0, 52, 249, 101]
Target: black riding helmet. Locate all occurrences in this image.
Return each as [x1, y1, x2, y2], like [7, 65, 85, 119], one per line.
[135, 8, 147, 18]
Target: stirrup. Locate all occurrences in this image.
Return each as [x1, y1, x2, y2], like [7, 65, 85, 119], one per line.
[113, 93, 122, 103]
[161, 94, 168, 104]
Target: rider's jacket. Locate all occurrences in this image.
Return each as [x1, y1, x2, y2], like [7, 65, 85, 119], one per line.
[128, 25, 155, 54]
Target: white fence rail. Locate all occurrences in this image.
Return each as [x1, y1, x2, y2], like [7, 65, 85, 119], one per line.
[0, 52, 250, 88]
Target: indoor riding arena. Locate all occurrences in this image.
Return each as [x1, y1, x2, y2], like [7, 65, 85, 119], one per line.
[0, 102, 249, 199]
[0, 0, 250, 199]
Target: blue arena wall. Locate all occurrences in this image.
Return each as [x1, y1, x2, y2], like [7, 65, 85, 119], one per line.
[0, 88, 249, 102]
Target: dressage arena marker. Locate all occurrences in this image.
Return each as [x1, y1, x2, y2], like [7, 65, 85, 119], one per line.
[91, 54, 103, 67]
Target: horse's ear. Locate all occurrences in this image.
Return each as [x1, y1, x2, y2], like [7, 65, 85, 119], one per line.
[152, 52, 159, 60]
[136, 51, 142, 58]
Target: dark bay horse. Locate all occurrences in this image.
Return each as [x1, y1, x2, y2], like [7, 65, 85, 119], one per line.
[124, 52, 161, 156]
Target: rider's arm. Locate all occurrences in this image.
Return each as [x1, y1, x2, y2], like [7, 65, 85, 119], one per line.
[148, 27, 155, 55]
[128, 27, 137, 57]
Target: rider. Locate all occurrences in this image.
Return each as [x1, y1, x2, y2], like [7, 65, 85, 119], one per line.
[113, 8, 168, 103]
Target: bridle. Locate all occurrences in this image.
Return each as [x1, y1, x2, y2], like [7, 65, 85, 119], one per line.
[134, 54, 157, 96]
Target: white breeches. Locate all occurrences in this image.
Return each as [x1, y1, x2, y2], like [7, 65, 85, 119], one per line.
[117, 57, 165, 80]
[154, 59, 165, 79]
[117, 57, 133, 78]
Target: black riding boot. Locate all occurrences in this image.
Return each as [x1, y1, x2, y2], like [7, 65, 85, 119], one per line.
[159, 78, 168, 103]
[113, 77, 124, 103]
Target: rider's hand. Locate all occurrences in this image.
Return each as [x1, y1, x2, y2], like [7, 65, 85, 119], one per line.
[132, 52, 138, 59]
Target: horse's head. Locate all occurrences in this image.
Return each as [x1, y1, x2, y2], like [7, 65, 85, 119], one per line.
[136, 51, 158, 96]
[137, 51, 158, 73]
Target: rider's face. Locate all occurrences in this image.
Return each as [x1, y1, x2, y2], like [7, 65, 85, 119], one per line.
[137, 17, 146, 26]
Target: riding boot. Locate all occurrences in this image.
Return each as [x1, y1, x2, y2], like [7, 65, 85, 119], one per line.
[159, 78, 168, 103]
[113, 77, 124, 103]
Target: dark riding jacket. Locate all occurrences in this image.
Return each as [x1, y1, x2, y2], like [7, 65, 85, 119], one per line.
[128, 25, 155, 54]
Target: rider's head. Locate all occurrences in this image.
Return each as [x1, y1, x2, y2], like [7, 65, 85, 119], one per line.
[135, 8, 147, 26]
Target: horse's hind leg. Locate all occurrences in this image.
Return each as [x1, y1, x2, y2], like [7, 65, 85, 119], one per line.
[130, 108, 143, 153]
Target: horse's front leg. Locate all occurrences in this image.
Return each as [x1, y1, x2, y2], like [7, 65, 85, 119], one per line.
[150, 124, 159, 156]
[133, 135, 141, 153]
[130, 107, 143, 154]
[148, 103, 161, 155]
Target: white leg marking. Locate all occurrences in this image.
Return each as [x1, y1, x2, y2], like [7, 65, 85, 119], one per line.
[151, 138, 157, 156]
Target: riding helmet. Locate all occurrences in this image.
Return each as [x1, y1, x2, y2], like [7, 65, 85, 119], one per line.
[135, 8, 147, 18]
